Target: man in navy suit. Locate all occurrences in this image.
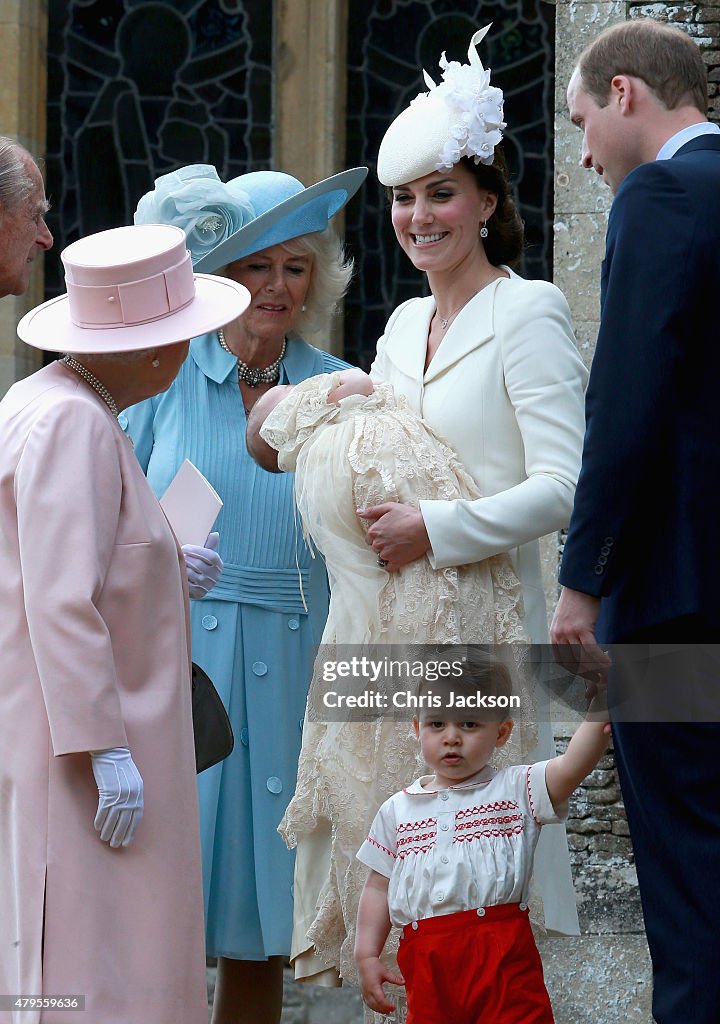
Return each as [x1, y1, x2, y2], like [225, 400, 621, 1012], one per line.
[552, 19, 720, 1024]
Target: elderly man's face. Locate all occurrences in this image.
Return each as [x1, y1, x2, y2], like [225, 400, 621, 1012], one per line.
[0, 153, 53, 297]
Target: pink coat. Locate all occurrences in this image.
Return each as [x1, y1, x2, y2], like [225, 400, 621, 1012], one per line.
[0, 362, 206, 1024]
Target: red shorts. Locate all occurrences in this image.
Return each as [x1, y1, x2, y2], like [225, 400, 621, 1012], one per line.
[397, 903, 555, 1024]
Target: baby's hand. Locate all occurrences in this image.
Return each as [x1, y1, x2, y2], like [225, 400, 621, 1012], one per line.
[327, 367, 374, 405]
[357, 955, 404, 1016]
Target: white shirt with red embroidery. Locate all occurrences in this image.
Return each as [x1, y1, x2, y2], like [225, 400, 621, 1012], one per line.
[356, 761, 567, 926]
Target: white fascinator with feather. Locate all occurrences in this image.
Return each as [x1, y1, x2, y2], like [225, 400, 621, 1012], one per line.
[377, 25, 505, 187]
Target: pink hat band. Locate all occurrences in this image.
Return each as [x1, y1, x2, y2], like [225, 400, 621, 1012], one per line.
[62, 227, 196, 329]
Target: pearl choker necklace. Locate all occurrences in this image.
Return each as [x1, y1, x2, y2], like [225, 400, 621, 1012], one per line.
[62, 355, 119, 417]
[217, 328, 286, 387]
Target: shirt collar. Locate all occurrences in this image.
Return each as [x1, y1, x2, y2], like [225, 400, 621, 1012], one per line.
[190, 330, 237, 384]
[190, 330, 310, 385]
[656, 121, 720, 161]
[404, 764, 496, 795]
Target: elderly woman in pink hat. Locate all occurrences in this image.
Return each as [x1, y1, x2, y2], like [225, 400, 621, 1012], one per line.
[0, 224, 249, 1023]
[125, 166, 366, 1024]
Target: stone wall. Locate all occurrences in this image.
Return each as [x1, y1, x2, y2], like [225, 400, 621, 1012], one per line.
[559, 737, 641, 933]
[534, 737, 652, 1022]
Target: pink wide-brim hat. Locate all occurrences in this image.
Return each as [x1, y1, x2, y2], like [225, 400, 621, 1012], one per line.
[18, 223, 250, 354]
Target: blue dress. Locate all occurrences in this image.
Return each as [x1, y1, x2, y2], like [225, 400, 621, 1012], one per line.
[121, 331, 347, 959]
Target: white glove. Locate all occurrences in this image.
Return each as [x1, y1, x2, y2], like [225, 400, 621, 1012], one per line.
[182, 531, 223, 599]
[90, 747, 144, 848]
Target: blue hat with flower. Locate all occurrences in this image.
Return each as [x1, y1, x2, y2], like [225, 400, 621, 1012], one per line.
[134, 164, 367, 274]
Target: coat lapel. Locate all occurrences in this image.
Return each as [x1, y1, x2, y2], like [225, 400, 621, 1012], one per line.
[382, 296, 434, 382]
[423, 277, 504, 382]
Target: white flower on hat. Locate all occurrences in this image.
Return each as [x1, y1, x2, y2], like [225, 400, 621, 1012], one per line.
[376, 25, 505, 187]
[425, 25, 506, 171]
[135, 165, 256, 265]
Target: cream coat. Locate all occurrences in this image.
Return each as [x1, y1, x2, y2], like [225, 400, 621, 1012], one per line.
[369, 272, 588, 643]
[0, 362, 206, 1024]
[370, 273, 588, 935]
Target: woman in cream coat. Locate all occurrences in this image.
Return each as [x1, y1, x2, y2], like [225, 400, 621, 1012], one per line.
[0, 224, 248, 1024]
[360, 27, 588, 939]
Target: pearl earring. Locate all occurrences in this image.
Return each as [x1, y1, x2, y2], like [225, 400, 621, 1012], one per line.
[480, 221, 489, 239]
[301, 304, 307, 312]
[151, 358, 160, 368]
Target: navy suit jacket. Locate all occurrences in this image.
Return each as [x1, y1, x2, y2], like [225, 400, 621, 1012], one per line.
[559, 134, 720, 642]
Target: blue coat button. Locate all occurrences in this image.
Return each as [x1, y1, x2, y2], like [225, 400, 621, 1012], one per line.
[240, 728, 249, 747]
[594, 566, 604, 575]
[252, 661, 268, 676]
[201, 615, 218, 630]
[288, 618, 300, 630]
[598, 555, 608, 565]
[266, 776, 283, 794]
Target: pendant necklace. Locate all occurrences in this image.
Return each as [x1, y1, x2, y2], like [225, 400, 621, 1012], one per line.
[436, 273, 503, 331]
[436, 292, 478, 331]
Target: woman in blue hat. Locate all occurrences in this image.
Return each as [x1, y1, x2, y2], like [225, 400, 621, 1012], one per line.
[124, 164, 366, 1024]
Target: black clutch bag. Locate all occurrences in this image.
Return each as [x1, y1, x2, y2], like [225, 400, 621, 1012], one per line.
[191, 662, 234, 773]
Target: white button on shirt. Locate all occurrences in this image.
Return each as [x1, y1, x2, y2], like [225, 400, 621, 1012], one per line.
[357, 762, 566, 927]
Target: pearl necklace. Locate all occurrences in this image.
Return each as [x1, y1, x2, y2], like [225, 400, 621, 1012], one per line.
[62, 355, 119, 417]
[217, 328, 286, 388]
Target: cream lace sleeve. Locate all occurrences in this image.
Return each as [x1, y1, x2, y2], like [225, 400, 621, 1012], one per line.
[259, 371, 344, 471]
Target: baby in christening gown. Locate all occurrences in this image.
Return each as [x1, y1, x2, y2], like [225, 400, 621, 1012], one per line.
[247, 369, 532, 1017]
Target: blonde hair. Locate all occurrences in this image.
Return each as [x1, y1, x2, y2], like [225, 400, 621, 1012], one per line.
[282, 227, 353, 340]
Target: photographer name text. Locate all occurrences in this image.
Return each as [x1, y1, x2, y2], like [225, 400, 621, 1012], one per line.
[321, 690, 520, 709]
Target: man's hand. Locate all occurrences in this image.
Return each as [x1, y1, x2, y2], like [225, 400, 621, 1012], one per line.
[550, 587, 611, 691]
[357, 956, 404, 1016]
[356, 502, 430, 572]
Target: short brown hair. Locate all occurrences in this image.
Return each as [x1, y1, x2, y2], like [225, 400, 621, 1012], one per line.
[416, 646, 517, 720]
[578, 19, 708, 114]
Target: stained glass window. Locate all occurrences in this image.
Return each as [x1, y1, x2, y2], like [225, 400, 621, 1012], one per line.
[45, 0, 272, 299]
[344, 0, 555, 368]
